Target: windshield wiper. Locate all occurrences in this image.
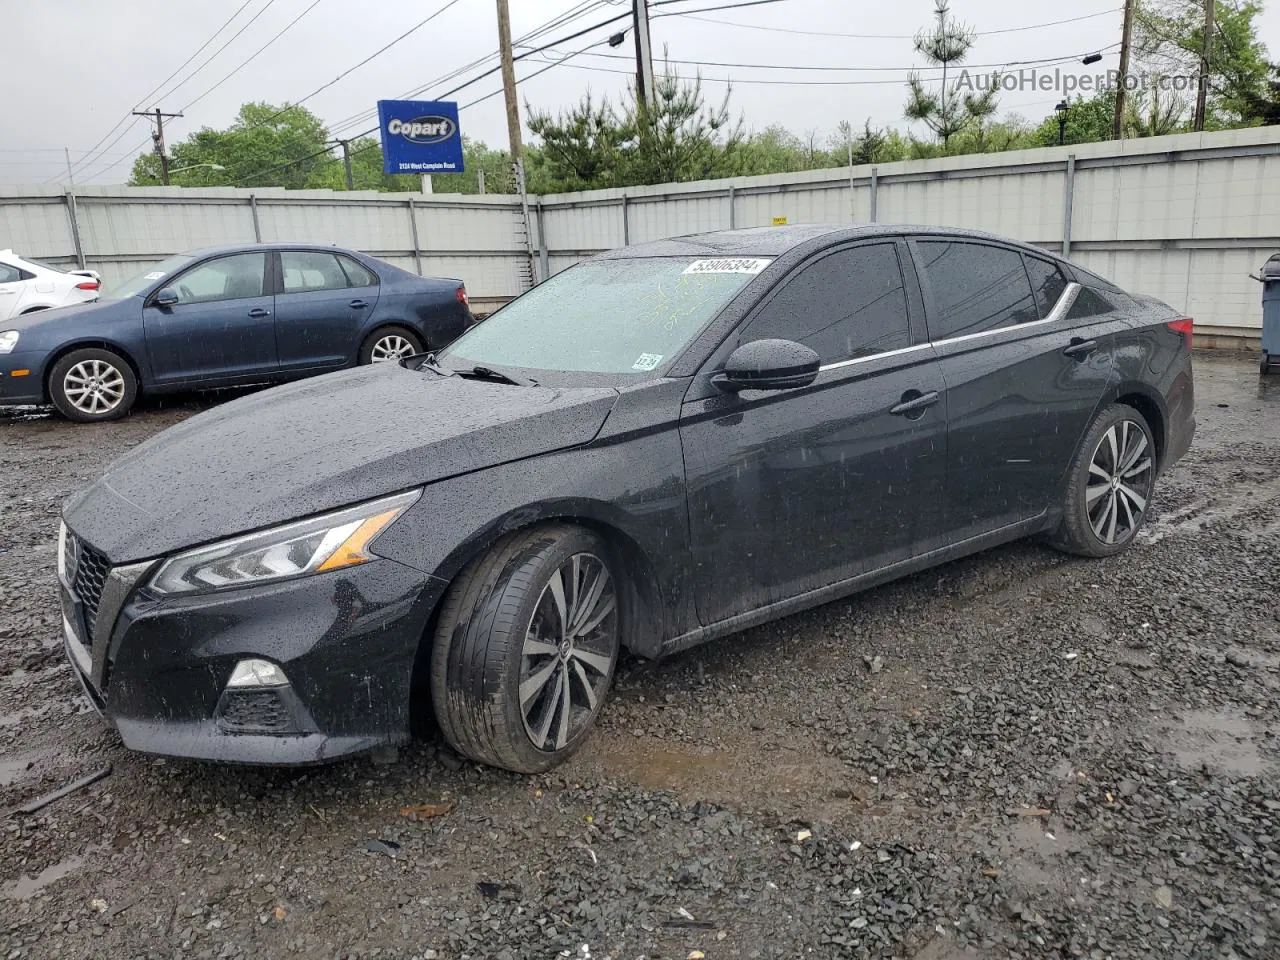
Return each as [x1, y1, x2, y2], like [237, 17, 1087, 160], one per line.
[408, 353, 455, 377]
[454, 365, 537, 387]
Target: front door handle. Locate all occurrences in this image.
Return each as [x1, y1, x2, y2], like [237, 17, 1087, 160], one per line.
[890, 390, 940, 419]
[247, 307, 271, 318]
[1063, 338, 1098, 360]
[349, 299, 369, 309]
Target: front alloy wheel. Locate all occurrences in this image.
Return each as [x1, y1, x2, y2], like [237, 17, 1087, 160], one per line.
[48, 347, 138, 422]
[431, 525, 621, 773]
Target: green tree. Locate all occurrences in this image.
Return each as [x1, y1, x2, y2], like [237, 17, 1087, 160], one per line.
[312, 136, 512, 194]
[1030, 92, 1118, 146]
[622, 64, 745, 185]
[829, 120, 908, 166]
[526, 93, 631, 193]
[1242, 61, 1280, 123]
[1136, 0, 1272, 126]
[129, 103, 339, 188]
[904, 0, 997, 150]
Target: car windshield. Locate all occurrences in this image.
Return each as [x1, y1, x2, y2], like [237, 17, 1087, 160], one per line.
[438, 256, 770, 375]
[101, 254, 194, 301]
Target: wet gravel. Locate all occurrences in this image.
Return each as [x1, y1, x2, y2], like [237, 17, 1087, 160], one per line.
[2, 357, 1279, 959]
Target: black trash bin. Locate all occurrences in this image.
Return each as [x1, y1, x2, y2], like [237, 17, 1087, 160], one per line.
[1263, 254, 1280, 375]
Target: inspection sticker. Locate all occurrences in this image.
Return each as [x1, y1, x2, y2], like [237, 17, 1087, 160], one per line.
[682, 258, 771, 275]
[144, 271, 166, 280]
[632, 353, 664, 371]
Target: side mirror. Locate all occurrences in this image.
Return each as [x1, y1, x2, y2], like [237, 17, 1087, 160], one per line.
[713, 338, 820, 393]
[153, 287, 179, 307]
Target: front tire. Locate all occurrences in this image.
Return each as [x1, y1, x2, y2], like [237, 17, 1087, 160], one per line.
[48, 348, 137, 422]
[430, 525, 620, 774]
[1050, 404, 1157, 557]
[359, 326, 424, 364]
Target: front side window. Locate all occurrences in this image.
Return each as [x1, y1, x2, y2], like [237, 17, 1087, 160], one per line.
[1025, 256, 1070, 319]
[738, 243, 910, 363]
[440, 256, 768, 375]
[170, 253, 266, 304]
[281, 251, 352, 293]
[916, 240, 1038, 340]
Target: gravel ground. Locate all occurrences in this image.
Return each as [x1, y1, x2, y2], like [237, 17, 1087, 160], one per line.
[2, 356, 1279, 960]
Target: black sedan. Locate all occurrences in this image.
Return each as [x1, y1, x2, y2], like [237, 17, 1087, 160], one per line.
[58, 225, 1195, 771]
[0, 243, 472, 422]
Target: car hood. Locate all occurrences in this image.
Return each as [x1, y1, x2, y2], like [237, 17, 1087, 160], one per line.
[5, 298, 126, 336]
[64, 363, 619, 562]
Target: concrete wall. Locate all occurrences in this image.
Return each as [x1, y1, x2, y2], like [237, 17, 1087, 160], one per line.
[3, 126, 1277, 337]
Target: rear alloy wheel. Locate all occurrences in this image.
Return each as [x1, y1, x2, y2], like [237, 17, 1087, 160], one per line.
[431, 525, 620, 773]
[1050, 404, 1156, 557]
[48, 348, 137, 422]
[360, 326, 424, 364]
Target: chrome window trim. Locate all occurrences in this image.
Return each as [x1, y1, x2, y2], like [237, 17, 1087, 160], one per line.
[818, 342, 933, 373]
[929, 282, 1081, 350]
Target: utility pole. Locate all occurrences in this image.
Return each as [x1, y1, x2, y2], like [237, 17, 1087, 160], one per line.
[1194, 0, 1215, 131]
[495, 0, 523, 172]
[1114, 0, 1136, 140]
[64, 147, 75, 187]
[133, 107, 183, 185]
[633, 0, 656, 109]
[340, 140, 354, 190]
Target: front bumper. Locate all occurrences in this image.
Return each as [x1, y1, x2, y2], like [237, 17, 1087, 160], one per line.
[60, 533, 448, 765]
[0, 352, 46, 405]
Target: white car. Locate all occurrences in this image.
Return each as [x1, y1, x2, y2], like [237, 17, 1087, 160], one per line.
[0, 250, 101, 322]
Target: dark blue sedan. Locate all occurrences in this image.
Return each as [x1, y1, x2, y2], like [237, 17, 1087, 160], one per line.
[0, 243, 473, 421]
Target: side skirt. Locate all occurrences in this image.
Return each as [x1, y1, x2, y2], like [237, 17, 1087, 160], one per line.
[661, 513, 1051, 657]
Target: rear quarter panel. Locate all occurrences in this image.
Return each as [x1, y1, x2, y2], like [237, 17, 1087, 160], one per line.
[373, 276, 471, 351]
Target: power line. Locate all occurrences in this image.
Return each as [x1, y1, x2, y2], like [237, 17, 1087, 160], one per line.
[67, 0, 283, 181]
[666, 5, 1123, 40]
[179, 0, 329, 111]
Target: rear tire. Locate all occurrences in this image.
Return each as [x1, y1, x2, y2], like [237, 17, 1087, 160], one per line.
[47, 348, 137, 423]
[1049, 404, 1157, 558]
[430, 524, 620, 774]
[359, 326, 423, 364]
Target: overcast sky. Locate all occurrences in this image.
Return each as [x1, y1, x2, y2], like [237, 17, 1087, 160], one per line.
[3, 0, 1276, 186]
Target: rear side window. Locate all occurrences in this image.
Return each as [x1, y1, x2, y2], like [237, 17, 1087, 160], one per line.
[282, 252, 352, 293]
[1066, 286, 1115, 321]
[338, 256, 377, 288]
[740, 243, 910, 363]
[1024, 256, 1069, 318]
[916, 240, 1038, 340]
[0, 263, 22, 284]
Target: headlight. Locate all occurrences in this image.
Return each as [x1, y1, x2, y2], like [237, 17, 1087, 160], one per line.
[0, 331, 18, 354]
[149, 490, 420, 596]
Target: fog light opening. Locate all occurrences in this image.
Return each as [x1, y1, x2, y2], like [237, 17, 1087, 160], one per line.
[226, 659, 289, 689]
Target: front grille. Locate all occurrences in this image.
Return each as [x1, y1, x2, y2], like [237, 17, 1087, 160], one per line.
[71, 536, 111, 634]
[219, 690, 294, 732]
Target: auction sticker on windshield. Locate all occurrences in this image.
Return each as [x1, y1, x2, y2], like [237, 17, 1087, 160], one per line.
[631, 353, 664, 371]
[682, 258, 771, 275]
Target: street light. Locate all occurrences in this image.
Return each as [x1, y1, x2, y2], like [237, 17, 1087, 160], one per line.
[168, 163, 227, 176]
[1055, 101, 1070, 146]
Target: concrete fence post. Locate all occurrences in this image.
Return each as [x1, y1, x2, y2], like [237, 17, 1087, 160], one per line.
[64, 192, 86, 270]
[248, 195, 262, 243]
[621, 195, 631, 246]
[1062, 155, 1077, 258]
[407, 198, 423, 275]
[727, 185, 736, 229]
[869, 167, 879, 224]
[536, 198, 550, 283]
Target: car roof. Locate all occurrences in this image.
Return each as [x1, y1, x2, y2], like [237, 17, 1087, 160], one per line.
[592, 224, 1062, 261]
[177, 242, 364, 259]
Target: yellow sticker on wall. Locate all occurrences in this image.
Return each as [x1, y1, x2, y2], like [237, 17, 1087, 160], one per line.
[771, 216, 788, 225]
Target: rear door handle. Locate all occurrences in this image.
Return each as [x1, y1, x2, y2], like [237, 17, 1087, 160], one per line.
[247, 307, 271, 318]
[1063, 338, 1098, 360]
[890, 390, 940, 418]
[349, 299, 369, 309]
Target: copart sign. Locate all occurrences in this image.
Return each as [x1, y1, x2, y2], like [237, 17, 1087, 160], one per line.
[377, 100, 465, 175]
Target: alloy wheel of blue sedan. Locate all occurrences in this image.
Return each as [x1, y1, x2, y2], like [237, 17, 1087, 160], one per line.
[370, 333, 418, 362]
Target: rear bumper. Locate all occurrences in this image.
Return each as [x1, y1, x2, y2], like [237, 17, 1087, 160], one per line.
[1164, 366, 1196, 469]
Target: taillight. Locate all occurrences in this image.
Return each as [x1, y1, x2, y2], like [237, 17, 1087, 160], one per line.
[455, 285, 469, 308]
[75, 281, 100, 291]
[1167, 317, 1193, 349]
